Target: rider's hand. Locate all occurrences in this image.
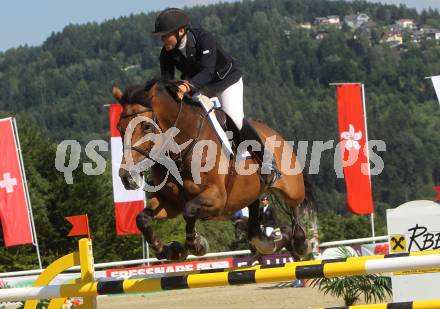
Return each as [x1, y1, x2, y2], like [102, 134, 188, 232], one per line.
[177, 81, 191, 100]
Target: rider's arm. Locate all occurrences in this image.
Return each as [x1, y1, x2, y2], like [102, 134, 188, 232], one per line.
[188, 31, 217, 88]
[160, 48, 175, 80]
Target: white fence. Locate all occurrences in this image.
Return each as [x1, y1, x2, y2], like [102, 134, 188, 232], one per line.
[0, 249, 251, 279]
[0, 236, 389, 279]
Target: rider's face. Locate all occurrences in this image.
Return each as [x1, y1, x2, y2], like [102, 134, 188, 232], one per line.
[161, 32, 177, 51]
[161, 28, 185, 51]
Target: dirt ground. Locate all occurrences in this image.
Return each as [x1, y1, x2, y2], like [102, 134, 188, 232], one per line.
[97, 282, 386, 309]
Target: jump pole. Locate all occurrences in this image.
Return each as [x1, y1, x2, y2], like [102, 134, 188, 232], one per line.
[320, 299, 440, 309]
[2, 252, 440, 302]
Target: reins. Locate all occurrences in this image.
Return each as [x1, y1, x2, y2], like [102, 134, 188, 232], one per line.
[123, 91, 209, 174]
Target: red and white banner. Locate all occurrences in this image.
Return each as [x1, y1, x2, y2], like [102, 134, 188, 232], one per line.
[0, 118, 33, 246]
[110, 104, 145, 235]
[336, 84, 374, 215]
[106, 258, 233, 278]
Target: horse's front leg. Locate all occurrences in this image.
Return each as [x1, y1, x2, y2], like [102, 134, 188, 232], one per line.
[136, 196, 188, 261]
[183, 216, 210, 256]
[183, 187, 225, 256]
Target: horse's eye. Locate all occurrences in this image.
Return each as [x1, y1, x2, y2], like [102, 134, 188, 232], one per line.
[142, 122, 151, 133]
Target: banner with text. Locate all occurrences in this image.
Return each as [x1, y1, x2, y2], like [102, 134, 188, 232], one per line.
[106, 258, 233, 278]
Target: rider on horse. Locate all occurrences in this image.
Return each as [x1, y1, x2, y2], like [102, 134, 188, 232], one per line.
[152, 8, 281, 185]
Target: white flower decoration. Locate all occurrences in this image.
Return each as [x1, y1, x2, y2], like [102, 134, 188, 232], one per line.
[341, 124, 362, 151]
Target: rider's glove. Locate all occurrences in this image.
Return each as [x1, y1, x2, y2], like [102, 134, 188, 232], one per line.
[177, 80, 192, 100]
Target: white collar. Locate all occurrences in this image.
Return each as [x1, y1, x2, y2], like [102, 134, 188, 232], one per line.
[178, 34, 187, 53]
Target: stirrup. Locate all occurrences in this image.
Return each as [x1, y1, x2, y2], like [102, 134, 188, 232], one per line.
[261, 160, 282, 187]
[271, 228, 283, 242]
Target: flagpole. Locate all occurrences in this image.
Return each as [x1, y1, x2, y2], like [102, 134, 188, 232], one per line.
[143, 190, 150, 265]
[12, 118, 43, 269]
[86, 214, 91, 240]
[361, 84, 376, 241]
[142, 236, 146, 260]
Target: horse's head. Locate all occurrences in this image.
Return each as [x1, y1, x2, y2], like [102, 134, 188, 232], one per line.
[113, 79, 201, 190]
[112, 82, 157, 190]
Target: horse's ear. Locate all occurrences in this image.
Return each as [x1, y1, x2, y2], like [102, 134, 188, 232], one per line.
[112, 85, 123, 102]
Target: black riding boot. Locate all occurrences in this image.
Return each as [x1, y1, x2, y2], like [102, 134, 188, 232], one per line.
[237, 119, 281, 186]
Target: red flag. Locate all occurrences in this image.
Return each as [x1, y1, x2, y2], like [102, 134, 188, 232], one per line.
[66, 214, 90, 237]
[110, 104, 144, 235]
[435, 186, 440, 201]
[0, 118, 33, 246]
[337, 84, 374, 214]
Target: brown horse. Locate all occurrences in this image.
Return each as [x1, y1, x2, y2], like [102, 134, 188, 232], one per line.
[112, 80, 310, 261]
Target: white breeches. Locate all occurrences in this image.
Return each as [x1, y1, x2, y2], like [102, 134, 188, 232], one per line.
[217, 78, 244, 130]
[241, 207, 249, 218]
[264, 226, 274, 237]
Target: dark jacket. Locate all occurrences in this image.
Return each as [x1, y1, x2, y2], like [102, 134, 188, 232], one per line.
[259, 204, 278, 228]
[160, 27, 241, 95]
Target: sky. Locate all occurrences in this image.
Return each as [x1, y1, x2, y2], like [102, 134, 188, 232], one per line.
[1, 0, 439, 52]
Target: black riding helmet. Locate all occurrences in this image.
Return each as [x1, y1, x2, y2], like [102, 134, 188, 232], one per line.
[152, 8, 189, 36]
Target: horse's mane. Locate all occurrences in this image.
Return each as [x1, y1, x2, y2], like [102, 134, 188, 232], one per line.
[120, 78, 196, 108]
[156, 80, 203, 107]
[155, 79, 182, 103]
[119, 78, 164, 107]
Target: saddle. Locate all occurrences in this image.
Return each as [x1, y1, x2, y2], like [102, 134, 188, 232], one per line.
[195, 94, 227, 127]
[193, 94, 236, 155]
[194, 94, 248, 197]
[214, 110, 228, 132]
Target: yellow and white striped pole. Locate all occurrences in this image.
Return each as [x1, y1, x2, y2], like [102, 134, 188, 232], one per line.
[2, 251, 440, 302]
[320, 299, 440, 308]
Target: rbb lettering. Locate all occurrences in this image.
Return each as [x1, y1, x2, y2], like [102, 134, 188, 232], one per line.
[407, 224, 440, 251]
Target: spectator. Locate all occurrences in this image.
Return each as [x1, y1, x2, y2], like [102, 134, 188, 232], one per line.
[259, 196, 282, 241]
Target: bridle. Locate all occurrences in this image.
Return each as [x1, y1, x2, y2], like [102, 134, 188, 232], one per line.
[120, 107, 155, 160]
[120, 95, 209, 173]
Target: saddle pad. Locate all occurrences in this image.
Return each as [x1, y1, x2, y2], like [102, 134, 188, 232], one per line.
[196, 94, 250, 159]
[196, 94, 233, 156]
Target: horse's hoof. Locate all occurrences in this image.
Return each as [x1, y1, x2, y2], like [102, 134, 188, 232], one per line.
[294, 239, 311, 257]
[156, 241, 188, 261]
[186, 235, 209, 256]
[292, 223, 310, 256]
[250, 253, 263, 265]
[183, 203, 201, 220]
[250, 236, 276, 255]
[169, 241, 189, 260]
[155, 246, 170, 260]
